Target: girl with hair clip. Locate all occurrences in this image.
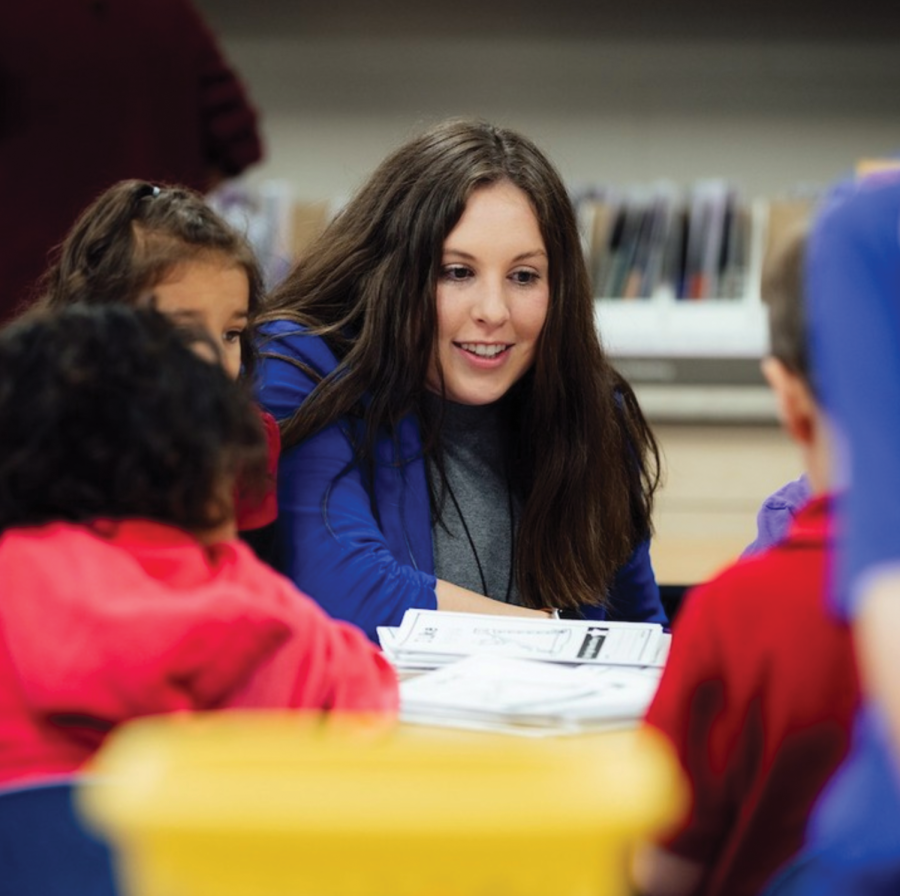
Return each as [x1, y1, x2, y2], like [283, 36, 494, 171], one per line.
[256, 118, 665, 642]
[0, 304, 397, 787]
[35, 178, 280, 543]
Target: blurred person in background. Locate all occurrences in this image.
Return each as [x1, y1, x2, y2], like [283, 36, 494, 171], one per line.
[0, 0, 263, 323]
[759, 167, 900, 896]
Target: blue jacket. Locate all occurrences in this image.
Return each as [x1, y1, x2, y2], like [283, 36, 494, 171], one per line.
[257, 321, 665, 642]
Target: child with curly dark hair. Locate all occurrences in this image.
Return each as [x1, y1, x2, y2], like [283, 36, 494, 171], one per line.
[34, 178, 280, 542]
[0, 304, 397, 787]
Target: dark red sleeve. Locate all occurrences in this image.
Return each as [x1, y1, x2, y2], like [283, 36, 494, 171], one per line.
[643, 582, 735, 863]
[179, 0, 264, 176]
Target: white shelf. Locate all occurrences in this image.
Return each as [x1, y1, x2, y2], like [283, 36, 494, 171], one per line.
[631, 384, 777, 423]
[592, 197, 771, 359]
[594, 297, 769, 359]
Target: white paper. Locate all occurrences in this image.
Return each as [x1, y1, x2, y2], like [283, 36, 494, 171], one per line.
[381, 609, 666, 671]
[399, 654, 663, 736]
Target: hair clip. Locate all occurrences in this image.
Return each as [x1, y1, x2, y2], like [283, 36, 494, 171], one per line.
[136, 183, 161, 201]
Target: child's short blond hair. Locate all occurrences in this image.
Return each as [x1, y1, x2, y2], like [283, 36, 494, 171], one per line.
[762, 220, 812, 388]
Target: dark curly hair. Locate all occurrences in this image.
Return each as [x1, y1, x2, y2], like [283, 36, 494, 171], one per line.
[0, 304, 269, 534]
[35, 179, 265, 378]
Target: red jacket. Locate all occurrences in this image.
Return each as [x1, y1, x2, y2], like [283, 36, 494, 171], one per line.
[645, 496, 859, 896]
[0, 520, 398, 787]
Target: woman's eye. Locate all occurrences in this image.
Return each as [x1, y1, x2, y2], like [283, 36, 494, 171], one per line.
[224, 329, 244, 344]
[441, 264, 473, 281]
[511, 269, 540, 285]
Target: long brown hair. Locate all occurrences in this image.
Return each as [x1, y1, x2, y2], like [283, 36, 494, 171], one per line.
[260, 118, 660, 609]
[36, 179, 265, 377]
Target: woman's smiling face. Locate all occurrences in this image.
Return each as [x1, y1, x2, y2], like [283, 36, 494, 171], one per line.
[427, 180, 550, 405]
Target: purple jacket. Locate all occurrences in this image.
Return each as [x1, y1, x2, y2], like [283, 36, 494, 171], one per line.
[743, 474, 812, 557]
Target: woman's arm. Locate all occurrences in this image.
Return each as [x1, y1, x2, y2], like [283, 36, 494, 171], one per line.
[260, 344, 435, 639]
[435, 579, 552, 617]
[275, 430, 546, 639]
[856, 574, 900, 754]
[631, 844, 704, 896]
[579, 538, 667, 624]
[257, 326, 547, 641]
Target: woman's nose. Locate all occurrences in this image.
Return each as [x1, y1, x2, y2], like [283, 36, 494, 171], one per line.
[471, 278, 509, 325]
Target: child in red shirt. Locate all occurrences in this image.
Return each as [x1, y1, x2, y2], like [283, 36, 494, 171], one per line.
[631, 223, 860, 896]
[0, 304, 397, 787]
[35, 179, 280, 544]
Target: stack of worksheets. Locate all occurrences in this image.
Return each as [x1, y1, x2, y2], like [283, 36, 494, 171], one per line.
[378, 610, 670, 736]
[399, 654, 663, 736]
[378, 609, 670, 673]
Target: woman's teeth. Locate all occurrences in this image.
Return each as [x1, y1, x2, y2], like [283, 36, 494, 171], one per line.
[459, 343, 508, 358]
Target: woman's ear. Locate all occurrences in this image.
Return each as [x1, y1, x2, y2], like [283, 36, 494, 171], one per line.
[761, 356, 817, 447]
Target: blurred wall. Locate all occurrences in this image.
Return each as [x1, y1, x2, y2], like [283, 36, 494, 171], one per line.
[194, 0, 900, 200]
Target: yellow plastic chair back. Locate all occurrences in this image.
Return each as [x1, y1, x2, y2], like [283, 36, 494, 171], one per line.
[78, 711, 685, 896]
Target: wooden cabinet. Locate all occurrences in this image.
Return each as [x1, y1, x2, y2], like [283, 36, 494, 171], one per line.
[650, 423, 801, 585]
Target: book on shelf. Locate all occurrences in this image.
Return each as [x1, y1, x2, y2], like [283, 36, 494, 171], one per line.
[378, 609, 670, 673]
[621, 201, 655, 300]
[720, 197, 751, 300]
[694, 180, 729, 300]
[682, 179, 724, 300]
[764, 196, 815, 266]
[641, 184, 679, 299]
[603, 195, 647, 299]
[578, 179, 753, 303]
[399, 654, 663, 737]
[208, 179, 297, 290]
[586, 192, 622, 294]
[657, 204, 688, 302]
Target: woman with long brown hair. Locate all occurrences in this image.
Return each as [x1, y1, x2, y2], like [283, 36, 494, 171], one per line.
[256, 118, 664, 642]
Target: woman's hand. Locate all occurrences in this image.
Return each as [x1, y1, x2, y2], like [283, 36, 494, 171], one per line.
[435, 579, 556, 618]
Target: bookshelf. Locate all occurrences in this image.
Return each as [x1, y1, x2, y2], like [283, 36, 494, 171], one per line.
[586, 193, 816, 421]
[217, 181, 804, 422]
[596, 297, 767, 358]
[194, 0, 893, 417]
[588, 188, 769, 355]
